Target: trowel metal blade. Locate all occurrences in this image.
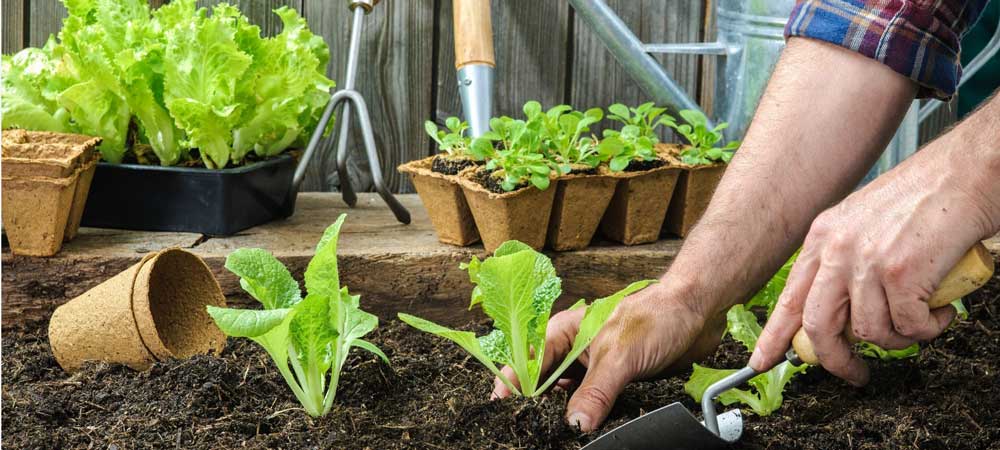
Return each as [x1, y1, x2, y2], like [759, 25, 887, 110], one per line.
[580, 403, 742, 450]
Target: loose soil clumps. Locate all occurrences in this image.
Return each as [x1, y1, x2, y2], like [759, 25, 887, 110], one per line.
[5, 273, 1000, 449]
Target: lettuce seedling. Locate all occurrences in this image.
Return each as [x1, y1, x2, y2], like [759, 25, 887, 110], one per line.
[688, 251, 972, 414]
[667, 109, 740, 165]
[399, 241, 654, 397]
[597, 125, 659, 172]
[537, 105, 604, 173]
[684, 304, 807, 416]
[471, 102, 560, 191]
[206, 214, 388, 418]
[425, 117, 474, 157]
[605, 102, 674, 141]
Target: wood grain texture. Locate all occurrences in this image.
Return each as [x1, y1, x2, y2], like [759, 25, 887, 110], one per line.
[452, 0, 495, 68]
[28, 0, 65, 48]
[300, 0, 434, 194]
[436, 0, 570, 123]
[3, 193, 684, 329]
[2, 0, 25, 54]
[569, 0, 704, 141]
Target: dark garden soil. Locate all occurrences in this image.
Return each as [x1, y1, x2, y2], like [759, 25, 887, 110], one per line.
[624, 157, 666, 172]
[5, 274, 1000, 449]
[431, 155, 478, 176]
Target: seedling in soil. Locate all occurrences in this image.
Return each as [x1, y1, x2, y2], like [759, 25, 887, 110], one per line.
[667, 109, 740, 165]
[604, 102, 674, 141]
[537, 105, 604, 174]
[597, 125, 660, 172]
[425, 117, 473, 157]
[471, 102, 560, 192]
[206, 214, 388, 418]
[399, 241, 654, 397]
[685, 251, 971, 415]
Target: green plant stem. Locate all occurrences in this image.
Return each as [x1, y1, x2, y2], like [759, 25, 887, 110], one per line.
[288, 344, 323, 417]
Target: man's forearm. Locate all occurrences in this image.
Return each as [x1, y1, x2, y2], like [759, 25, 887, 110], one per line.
[665, 38, 917, 321]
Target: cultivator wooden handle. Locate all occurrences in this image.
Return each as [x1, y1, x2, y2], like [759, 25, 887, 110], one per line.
[791, 242, 996, 365]
[453, 0, 495, 69]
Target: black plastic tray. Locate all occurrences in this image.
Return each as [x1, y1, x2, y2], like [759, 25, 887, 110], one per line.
[81, 155, 298, 236]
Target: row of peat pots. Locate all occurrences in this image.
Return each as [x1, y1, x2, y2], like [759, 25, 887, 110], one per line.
[1, 130, 102, 256]
[401, 143, 724, 252]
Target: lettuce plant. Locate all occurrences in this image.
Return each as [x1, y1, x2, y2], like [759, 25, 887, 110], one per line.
[686, 250, 971, 415]
[1, 0, 333, 168]
[206, 214, 387, 418]
[425, 117, 473, 157]
[471, 103, 560, 191]
[597, 125, 659, 172]
[605, 102, 674, 141]
[399, 241, 654, 397]
[668, 109, 740, 165]
[537, 105, 604, 173]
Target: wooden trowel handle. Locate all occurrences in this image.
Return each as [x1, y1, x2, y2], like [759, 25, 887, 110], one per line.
[453, 0, 495, 69]
[791, 242, 995, 365]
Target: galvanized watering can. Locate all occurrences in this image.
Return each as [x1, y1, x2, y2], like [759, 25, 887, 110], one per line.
[569, 0, 1000, 182]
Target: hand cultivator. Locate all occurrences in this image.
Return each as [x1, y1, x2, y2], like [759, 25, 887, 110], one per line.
[583, 243, 995, 449]
[295, 0, 410, 224]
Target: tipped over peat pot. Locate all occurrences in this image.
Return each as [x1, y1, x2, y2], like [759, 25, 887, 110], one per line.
[398, 155, 480, 246]
[664, 160, 726, 238]
[48, 248, 227, 372]
[81, 154, 297, 236]
[599, 151, 681, 245]
[459, 168, 556, 253]
[546, 166, 618, 251]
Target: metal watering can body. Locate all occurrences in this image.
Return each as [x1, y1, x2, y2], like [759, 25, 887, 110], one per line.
[570, 0, 999, 182]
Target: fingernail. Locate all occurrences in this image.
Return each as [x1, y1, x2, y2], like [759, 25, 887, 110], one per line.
[567, 412, 592, 432]
[748, 349, 762, 370]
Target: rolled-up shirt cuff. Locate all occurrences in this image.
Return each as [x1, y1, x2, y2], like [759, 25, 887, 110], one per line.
[785, 0, 964, 100]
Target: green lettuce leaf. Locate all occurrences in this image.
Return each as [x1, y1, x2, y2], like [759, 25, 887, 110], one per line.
[208, 214, 386, 418]
[400, 241, 654, 397]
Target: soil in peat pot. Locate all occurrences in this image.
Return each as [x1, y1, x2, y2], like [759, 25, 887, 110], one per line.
[623, 157, 665, 172]
[431, 155, 479, 176]
[4, 271, 1000, 449]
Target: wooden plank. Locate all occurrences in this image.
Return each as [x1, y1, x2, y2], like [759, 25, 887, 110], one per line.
[28, 0, 65, 48]
[698, 0, 716, 117]
[435, 0, 570, 122]
[2, 193, 682, 329]
[196, 0, 303, 36]
[569, 0, 704, 141]
[2, 0, 25, 54]
[300, 1, 435, 194]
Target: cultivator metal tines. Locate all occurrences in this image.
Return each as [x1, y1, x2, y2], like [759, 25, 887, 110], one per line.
[294, 0, 411, 225]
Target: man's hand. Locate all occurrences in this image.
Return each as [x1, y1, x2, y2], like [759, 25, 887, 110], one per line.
[750, 94, 1000, 384]
[491, 284, 725, 432]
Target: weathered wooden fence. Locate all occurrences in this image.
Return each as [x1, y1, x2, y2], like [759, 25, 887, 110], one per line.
[2, 0, 955, 193]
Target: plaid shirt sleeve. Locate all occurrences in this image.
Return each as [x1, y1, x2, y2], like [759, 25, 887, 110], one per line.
[785, 0, 990, 99]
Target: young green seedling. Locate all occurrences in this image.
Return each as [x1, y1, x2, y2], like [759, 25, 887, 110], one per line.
[667, 109, 740, 165]
[206, 214, 388, 418]
[471, 101, 560, 191]
[538, 105, 604, 173]
[597, 124, 659, 172]
[425, 116, 474, 157]
[399, 241, 654, 397]
[605, 102, 674, 141]
[686, 251, 970, 415]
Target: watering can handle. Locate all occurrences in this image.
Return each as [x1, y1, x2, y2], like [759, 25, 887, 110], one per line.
[790, 242, 995, 365]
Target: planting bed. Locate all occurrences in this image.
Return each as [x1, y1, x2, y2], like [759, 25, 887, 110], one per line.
[4, 267, 1000, 449]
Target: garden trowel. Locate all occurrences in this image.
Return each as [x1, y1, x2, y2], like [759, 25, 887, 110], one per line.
[582, 243, 995, 450]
